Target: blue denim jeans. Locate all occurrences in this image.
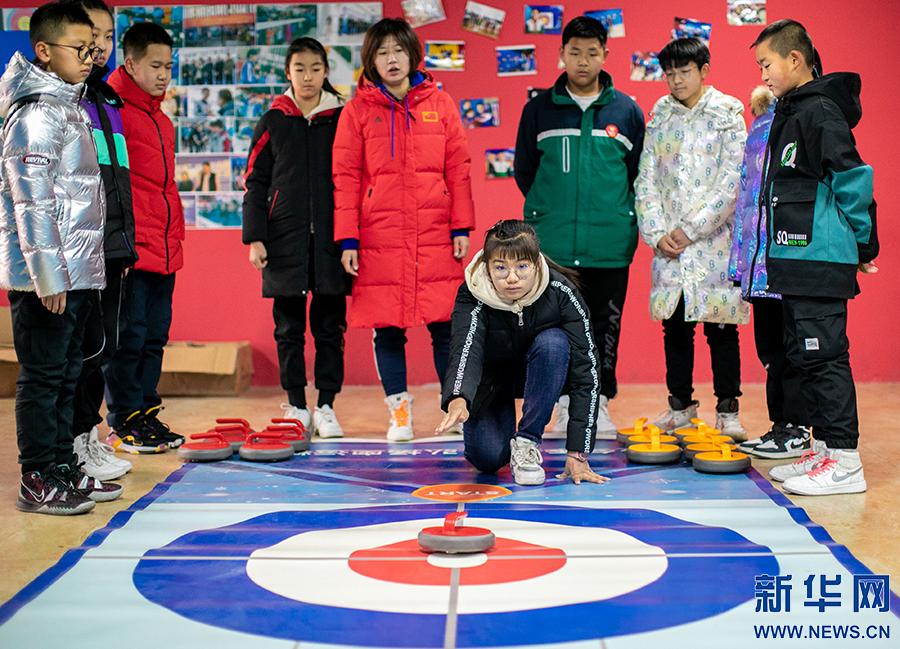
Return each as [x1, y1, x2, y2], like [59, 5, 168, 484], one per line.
[464, 328, 570, 474]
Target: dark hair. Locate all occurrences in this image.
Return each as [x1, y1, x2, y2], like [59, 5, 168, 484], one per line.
[29, 1, 93, 48]
[482, 220, 580, 288]
[61, 0, 113, 21]
[751, 19, 815, 70]
[658, 37, 710, 71]
[562, 16, 607, 48]
[360, 18, 422, 84]
[284, 37, 342, 98]
[122, 21, 173, 60]
[217, 88, 233, 103]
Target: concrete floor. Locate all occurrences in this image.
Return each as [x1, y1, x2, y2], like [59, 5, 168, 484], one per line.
[1, 382, 897, 604]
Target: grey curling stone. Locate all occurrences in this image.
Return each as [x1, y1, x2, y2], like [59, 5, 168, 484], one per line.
[418, 527, 496, 554]
[625, 445, 682, 465]
[239, 443, 294, 462]
[177, 445, 233, 463]
[693, 453, 751, 474]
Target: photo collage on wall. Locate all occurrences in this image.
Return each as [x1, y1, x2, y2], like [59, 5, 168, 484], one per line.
[114, 3, 381, 229]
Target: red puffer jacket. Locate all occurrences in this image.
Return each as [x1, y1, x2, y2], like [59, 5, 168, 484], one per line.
[108, 68, 184, 275]
[333, 72, 475, 329]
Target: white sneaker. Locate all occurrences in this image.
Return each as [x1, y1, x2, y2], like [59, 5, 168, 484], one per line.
[385, 392, 414, 441]
[769, 440, 828, 482]
[90, 427, 132, 474]
[74, 430, 128, 481]
[595, 395, 617, 440]
[509, 436, 545, 485]
[782, 448, 867, 496]
[716, 411, 748, 442]
[282, 403, 312, 431]
[653, 400, 699, 432]
[551, 395, 569, 433]
[313, 405, 344, 438]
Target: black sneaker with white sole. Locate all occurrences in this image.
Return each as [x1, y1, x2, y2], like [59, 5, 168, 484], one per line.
[15, 468, 95, 515]
[737, 423, 786, 453]
[750, 426, 812, 459]
[143, 406, 185, 449]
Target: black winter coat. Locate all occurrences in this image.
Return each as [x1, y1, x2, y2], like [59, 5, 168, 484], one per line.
[441, 267, 599, 453]
[242, 91, 349, 297]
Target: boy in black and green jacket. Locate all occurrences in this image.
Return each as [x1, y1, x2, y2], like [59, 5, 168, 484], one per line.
[754, 20, 878, 496]
[514, 16, 645, 437]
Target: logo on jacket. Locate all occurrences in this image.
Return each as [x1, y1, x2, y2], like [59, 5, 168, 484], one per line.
[781, 141, 798, 168]
[22, 153, 50, 167]
[422, 111, 439, 122]
[605, 124, 620, 138]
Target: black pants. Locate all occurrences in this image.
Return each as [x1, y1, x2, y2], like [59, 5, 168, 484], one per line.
[72, 260, 126, 435]
[662, 297, 741, 406]
[374, 321, 451, 396]
[752, 297, 805, 427]
[782, 296, 858, 449]
[274, 292, 347, 408]
[104, 270, 175, 428]
[10, 289, 94, 473]
[568, 266, 629, 399]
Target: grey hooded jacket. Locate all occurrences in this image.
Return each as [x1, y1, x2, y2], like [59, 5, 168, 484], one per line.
[0, 52, 105, 297]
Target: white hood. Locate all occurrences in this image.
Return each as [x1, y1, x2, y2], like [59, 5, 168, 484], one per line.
[465, 250, 550, 316]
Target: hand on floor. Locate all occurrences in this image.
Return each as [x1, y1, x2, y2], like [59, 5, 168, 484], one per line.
[557, 456, 610, 485]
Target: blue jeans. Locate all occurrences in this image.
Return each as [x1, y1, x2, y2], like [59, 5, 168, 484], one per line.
[464, 328, 570, 474]
[104, 270, 175, 427]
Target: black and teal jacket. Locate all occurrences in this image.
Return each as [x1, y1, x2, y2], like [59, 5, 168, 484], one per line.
[762, 73, 878, 299]
[514, 72, 645, 268]
[81, 64, 137, 265]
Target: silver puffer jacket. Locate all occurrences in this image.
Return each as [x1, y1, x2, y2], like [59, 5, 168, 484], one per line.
[0, 52, 105, 297]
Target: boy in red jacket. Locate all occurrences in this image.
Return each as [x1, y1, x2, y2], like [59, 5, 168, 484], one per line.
[104, 22, 185, 453]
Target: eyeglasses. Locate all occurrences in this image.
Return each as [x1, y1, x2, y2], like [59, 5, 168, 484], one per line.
[489, 261, 535, 279]
[45, 42, 102, 63]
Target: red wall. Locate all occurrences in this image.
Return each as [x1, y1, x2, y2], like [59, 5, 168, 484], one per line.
[4, 0, 898, 386]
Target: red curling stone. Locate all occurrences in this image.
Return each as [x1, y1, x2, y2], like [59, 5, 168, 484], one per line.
[418, 511, 496, 554]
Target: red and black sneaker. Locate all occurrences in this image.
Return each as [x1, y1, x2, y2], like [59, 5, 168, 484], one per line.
[15, 469, 95, 516]
[54, 463, 124, 503]
[107, 410, 167, 454]
[143, 406, 185, 449]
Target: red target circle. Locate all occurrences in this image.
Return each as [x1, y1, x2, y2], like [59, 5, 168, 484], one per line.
[348, 538, 566, 586]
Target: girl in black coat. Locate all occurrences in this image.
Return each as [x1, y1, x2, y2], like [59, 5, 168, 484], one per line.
[243, 38, 349, 437]
[437, 221, 609, 486]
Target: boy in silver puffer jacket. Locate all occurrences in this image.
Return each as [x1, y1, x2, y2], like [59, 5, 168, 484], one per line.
[0, 2, 121, 515]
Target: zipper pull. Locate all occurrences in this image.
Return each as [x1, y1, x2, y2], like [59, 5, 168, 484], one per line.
[518, 310, 523, 327]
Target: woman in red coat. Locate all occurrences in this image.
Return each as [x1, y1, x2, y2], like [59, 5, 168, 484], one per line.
[333, 18, 475, 441]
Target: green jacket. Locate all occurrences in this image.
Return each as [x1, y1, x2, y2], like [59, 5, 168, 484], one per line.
[514, 72, 646, 268]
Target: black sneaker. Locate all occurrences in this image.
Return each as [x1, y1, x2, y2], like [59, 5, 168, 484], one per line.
[750, 425, 812, 459]
[738, 423, 786, 452]
[54, 463, 124, 503]
[143, 406, 185, 449]
[15, 468, 95, 515]
[107, 411, 167, 454]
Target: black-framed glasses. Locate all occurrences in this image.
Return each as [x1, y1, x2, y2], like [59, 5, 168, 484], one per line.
[45, 42, 102, 63]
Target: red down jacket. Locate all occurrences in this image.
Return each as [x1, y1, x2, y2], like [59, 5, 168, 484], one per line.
[333, 72, 475, 329]
[108, 68, 184, 275]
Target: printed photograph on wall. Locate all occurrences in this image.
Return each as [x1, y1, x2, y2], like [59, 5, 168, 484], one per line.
[401, 0, 446, 28]
[485, 148, 515, 178]
[673, 16, 712, 44]
[630, 50, 663, 81]
[179, 118, 235, 154]
[175, 154, 233, 193]
[196, 193, 244, 228]
[231, 157, 248, 191]
[425, 41, 465, 72]
[234, 119, 257, 154]
[524, 5, 563, 35]
[727, 0, 766, 25]
[183, 5, 255, 48]
[584, 8, 625, 38]
[2, 8, 35, 31]
[496, 45, 537, 76]
[462, 1, 505, 39]
[460, 98, 499, 128]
